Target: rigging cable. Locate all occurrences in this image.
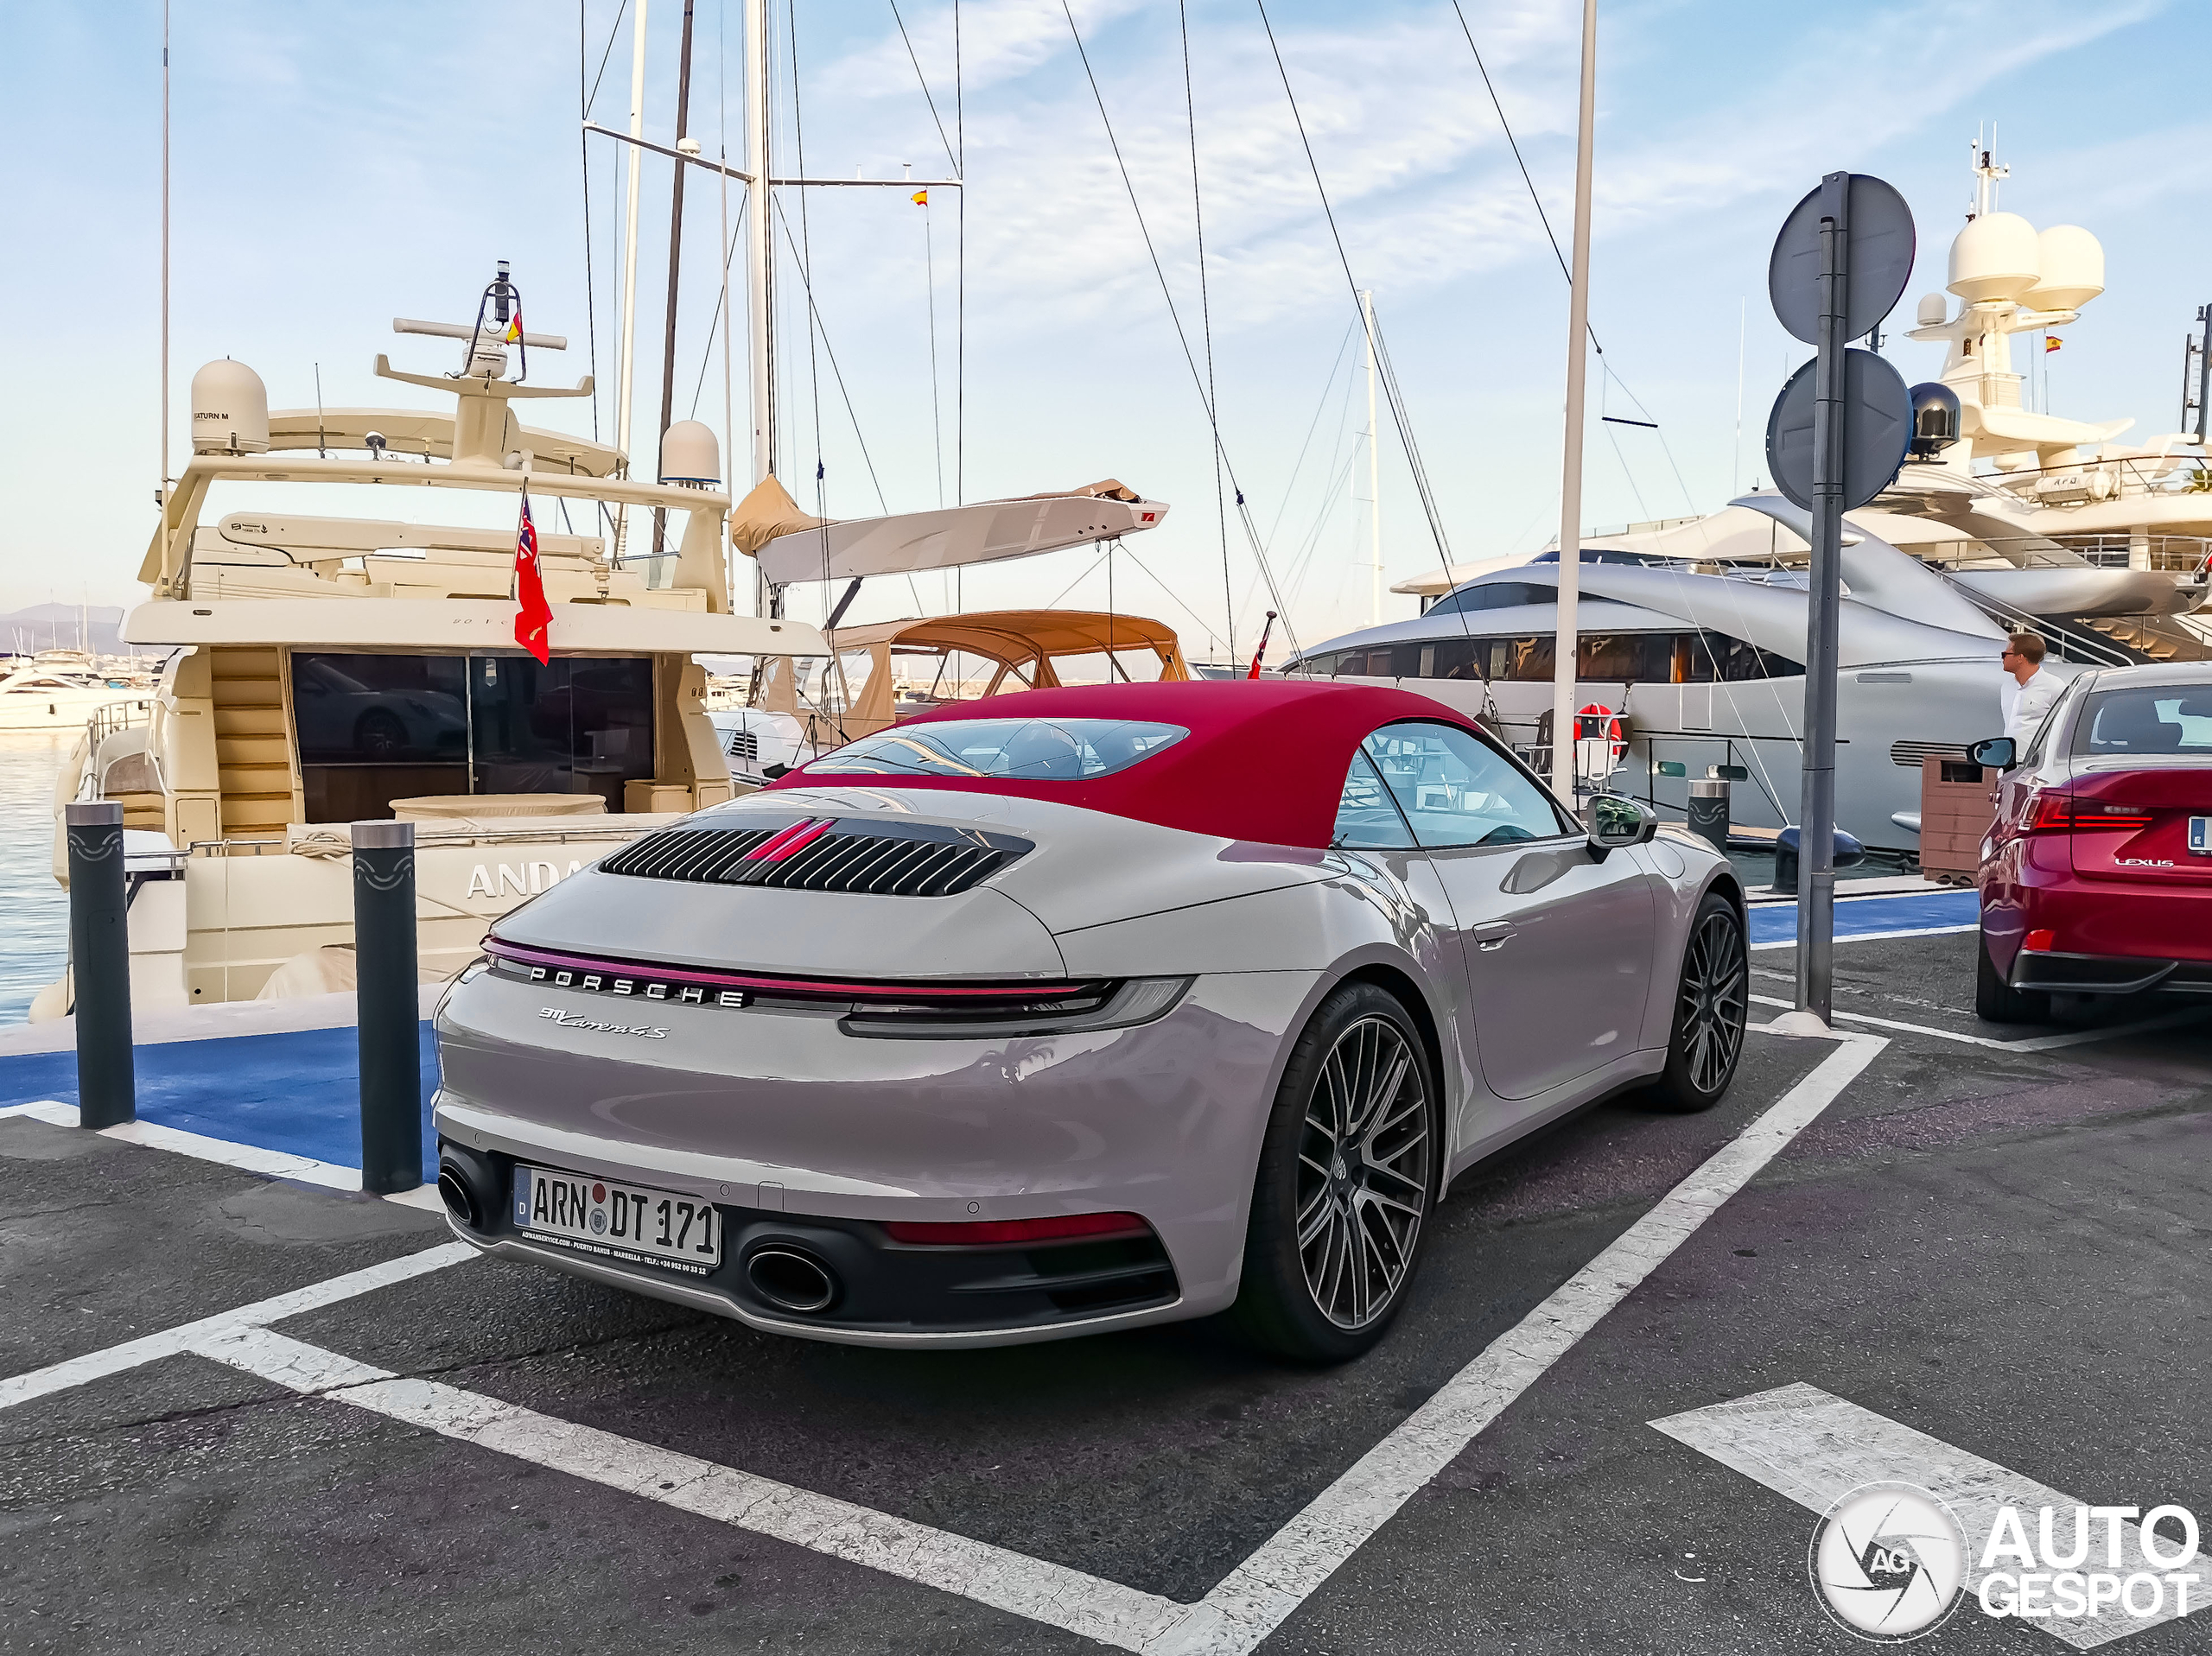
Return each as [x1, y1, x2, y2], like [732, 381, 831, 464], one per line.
[1254, 0, 1452, 570]
[1179, 0, 1233, 662]
[955, 0, 964, 514]
[1058, 1, 1300, 657]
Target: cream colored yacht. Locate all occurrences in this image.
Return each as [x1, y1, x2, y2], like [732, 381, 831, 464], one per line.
[35, 279, 826, 1018]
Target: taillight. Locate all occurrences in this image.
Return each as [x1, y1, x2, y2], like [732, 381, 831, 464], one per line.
[2023, 929, 2056, 952]
[2030, 796, 2155, 833]
[882, 1212, 1152, 1247]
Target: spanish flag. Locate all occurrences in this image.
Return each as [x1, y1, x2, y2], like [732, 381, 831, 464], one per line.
[911, 188, 928, 206]
[504, 309, 524, 344]
[2044, 333, 2062, 354]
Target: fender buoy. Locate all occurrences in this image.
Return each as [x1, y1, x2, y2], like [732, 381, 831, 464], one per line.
[1576, 702, 1628, 763]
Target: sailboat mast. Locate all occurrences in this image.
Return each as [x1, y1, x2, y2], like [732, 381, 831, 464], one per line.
[652, 0, 697, 560]
[744, 0, 773, 494]
[613, 0, 652, 561]
[1361, 289, 1382, 628]
[1550, 0, 1597, 806]
[743, 0, 774, 615]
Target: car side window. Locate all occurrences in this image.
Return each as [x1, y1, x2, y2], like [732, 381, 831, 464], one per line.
[2019, 681, 2077, 768]
[1331, 752, 1418, 849]
[1361, 720, 1570, 848]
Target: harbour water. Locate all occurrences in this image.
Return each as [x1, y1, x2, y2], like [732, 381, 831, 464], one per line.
[0, 733, 68, 1025]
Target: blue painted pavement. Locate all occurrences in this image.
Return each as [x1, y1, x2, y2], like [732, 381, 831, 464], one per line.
[0, 1023, 439, 1183]
[1748, 887, 1978, 948]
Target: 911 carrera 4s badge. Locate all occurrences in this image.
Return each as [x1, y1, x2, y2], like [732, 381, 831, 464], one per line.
[537, 1007, 671, 1038]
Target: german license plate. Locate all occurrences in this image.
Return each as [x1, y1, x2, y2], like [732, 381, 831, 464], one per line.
[513, 1164, 721, 1276]
[2190, 816, 2211, 856]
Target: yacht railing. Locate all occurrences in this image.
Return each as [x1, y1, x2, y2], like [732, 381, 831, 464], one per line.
[1932, 573, 2139, 668]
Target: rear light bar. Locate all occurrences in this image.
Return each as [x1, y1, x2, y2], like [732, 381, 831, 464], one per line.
[483, 936, 1110, 1007]
[881, 1212, 1152, 1247]
[2029, 796, 2156, 834]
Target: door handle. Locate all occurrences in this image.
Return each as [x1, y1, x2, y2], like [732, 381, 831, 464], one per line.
[1471, 922, 1516, 952]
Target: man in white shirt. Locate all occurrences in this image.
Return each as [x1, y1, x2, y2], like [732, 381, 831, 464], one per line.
[2000, 632, 2060, 746]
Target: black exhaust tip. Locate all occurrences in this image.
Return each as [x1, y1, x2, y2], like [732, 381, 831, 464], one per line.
[746, 1246, 839, 1314]
[436, 1142, 499, 1233]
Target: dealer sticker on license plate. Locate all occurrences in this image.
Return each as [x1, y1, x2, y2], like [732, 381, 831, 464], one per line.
[2190, 815, 2211, 856]
[513, 1165, 721, 1275]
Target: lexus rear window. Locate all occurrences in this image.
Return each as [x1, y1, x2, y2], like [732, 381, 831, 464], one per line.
[2072, 686, 2212, 755]
[803, 717, 1188, 781]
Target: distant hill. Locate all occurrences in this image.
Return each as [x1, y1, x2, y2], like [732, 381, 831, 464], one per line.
[1, 605, 134, 658]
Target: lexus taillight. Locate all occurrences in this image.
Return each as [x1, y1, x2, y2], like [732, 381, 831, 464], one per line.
[2030, 796, 2156, 833]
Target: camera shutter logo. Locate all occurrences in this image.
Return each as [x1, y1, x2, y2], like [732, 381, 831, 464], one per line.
[1809, 1481, 1968, 1641]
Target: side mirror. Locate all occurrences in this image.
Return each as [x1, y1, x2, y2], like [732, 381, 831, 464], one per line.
[1965, 736, 2016, 771]
[1586, 794, 1658, 853]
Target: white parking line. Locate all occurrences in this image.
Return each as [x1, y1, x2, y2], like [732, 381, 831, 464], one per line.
[0, 1099, 447, 1209]
[4, 1037, 1894, 1653]
[191, 1324, 1194, 1655]
[1751, 923, 1976, 951]
[0, 1243, 471, 1412]
[1141, 1033, 1891, 1655]
[1746, 996, 2210, 1052]
[1650, 1383, 2202, 1648]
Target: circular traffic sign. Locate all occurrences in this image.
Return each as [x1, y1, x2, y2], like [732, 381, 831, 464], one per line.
[1764, 349, 1913, 513]
[1769, 174, 1916, 346]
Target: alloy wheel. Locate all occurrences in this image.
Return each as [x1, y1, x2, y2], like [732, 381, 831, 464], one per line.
[1677, 907, 1747, 1094]
[1294, 1016, 1432, 1329]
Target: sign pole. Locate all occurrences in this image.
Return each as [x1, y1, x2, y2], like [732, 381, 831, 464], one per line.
[1795, 171, 1851, 1025]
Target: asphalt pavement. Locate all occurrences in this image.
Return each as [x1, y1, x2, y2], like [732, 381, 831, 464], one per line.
[3, 927, 2206, 1654]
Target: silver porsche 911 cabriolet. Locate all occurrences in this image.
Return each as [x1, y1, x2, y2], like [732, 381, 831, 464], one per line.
[432, 680, 1748, 1361]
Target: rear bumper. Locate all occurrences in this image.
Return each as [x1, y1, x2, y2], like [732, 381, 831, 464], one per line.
[434, 1139, 1185, 1348]
[431, 965, 1320, 1346]
[2010, 949, 2212, 997]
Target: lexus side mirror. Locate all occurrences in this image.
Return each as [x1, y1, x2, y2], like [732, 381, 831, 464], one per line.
[1965, 736, 2016, 771]
[1586, 794, 1658, 853]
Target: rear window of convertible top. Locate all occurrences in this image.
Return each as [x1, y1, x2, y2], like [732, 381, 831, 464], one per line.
[803, 717, 1189, 781]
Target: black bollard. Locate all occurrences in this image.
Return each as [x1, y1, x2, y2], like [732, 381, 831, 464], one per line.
[353, 820, 422, 1196]
[1687, 777, 1731, 855]
[65, 801, 136, 1130]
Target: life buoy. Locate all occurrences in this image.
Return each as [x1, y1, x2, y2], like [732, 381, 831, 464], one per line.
[1576, 702, 1628, 762]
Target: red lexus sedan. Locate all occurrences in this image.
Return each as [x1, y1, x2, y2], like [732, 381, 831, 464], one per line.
[1972, 663, 2212, 1021]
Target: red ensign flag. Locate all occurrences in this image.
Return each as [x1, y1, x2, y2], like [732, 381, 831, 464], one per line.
[513, 489, 552, 664]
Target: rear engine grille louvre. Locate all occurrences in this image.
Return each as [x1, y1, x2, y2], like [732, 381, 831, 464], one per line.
[600, 817, 1031, 897]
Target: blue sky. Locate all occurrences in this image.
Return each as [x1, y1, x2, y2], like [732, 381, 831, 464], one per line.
[3, 0, 2203, 657]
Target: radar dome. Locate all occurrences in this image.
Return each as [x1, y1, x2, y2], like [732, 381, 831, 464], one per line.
[2024, 225, 2103, 314]
[658, 420, 721, 487]
[1947, 211, 2039, 305]
[189, 358, 269, 455]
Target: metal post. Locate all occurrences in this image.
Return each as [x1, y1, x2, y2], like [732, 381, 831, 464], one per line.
[1549, 0, 1598, 808]
[2196, 303, 2209, 446]
[1796, 171, 1850, 1025]
[65, 802, 135, 1130]
[352, 821, 421, 1196]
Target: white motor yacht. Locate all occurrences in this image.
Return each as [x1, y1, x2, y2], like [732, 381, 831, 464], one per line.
[35, 275, 828, 1018]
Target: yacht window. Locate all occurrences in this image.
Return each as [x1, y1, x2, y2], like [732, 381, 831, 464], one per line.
[1330, 752, 1418, 849]
[1360, 720, 1570, 847]
[294, 651, 656, 821]
[1427, 581, 1625, 617]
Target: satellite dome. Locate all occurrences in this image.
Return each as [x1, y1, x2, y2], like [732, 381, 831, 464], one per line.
[2024, 225, 2104, 314]
[658, 420, 721, 487]
[1947, 212, 2039, 305]
[1908, 382, 1961, 459]
[189, 358, 270, 455]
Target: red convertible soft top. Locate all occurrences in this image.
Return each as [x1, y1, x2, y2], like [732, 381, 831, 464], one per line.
[764, 678, 1485, 849]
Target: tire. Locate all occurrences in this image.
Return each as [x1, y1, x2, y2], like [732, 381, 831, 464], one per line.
[1641, 891, 1748, 1114]
[1232, 982, 1438, 1364]
[1974, 919, 2050, 1024]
